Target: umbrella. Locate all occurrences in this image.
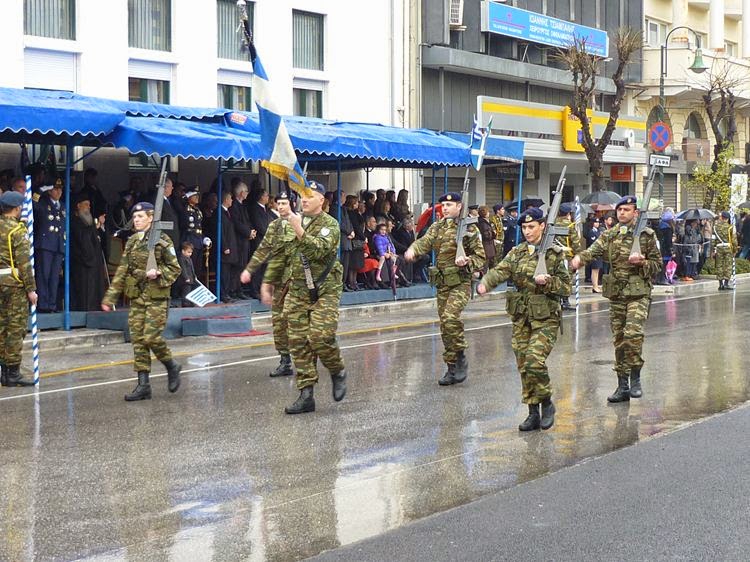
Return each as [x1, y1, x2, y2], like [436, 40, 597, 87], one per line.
[506, 198, 544, 210]
[676, 208, 716, 221]
[737, 201, 750, 210]
[580, 191, 622, 206]
[589, 203, 615, 212]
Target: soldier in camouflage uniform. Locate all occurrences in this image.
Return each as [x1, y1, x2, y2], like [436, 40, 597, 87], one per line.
[490, 204, 505, 264]
[478, 207, 570, 431]
[0, 191, 37, 388]
[405, 192, 485, 385]
[572, 195, 662, 402]
[101, 202, 183, 401]
[267, 181, 347, 414]
[555, 202, 582, 310]
[241, 192, 296, 377]
[714, 211, 736, 291]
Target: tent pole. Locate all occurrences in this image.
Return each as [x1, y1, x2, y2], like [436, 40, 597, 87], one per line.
[216, 158, 223, 304]
[337, 160, 342, 259]
[63, 141, 73, 330]
[431, 165, 436, 266]
[516, 161, 524, 245]
[443, 165, 448, 195]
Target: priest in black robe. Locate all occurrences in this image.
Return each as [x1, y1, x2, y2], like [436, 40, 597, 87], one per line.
[70, 193, 107, 311]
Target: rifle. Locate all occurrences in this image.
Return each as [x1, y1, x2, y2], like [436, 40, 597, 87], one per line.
[146, 157, 173, 271]
[534, 165, 568, 277]
[455, 168, 479, 263]
[630, 165, 659, 258]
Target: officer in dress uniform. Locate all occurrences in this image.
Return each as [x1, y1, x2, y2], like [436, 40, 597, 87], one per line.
[571, 195, 662, 402]
[182, 189, 205, 280]
[0, 191, 37, 388]
[33, 180, 65, 312]
[405, 192, 486, 385]
[101, 202, 183, 402]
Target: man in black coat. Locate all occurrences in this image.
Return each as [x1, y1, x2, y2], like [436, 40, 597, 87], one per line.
[229, 182, 255, 298]
[78, 168, 109, 220]
[247, 188, 271, 299]
[206, 191, 240, 302]
[153, 177, 181, 250]
[392, 218, 427, 283]
[69, 193, 106, 311]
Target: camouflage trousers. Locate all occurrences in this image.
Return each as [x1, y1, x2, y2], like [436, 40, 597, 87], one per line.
[285, 286, 344, 390]
[0, 285, 28, 366]
[609, 297, 650, 375]
[129, 296, 172, 372]
[436, 283, 471, 364]
[272, 285, 289, 355]
[511, 316, 559, 404]
[715, 247, 733, 280]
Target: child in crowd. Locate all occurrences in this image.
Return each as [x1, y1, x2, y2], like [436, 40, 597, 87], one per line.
[175, 241, 198, 306]
[373, 223, 396, 282]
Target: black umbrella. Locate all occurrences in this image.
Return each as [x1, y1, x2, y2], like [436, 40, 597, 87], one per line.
[676, 208, 716, 221]
[737, 201, 750, 210]
[580, 191, 622, 206]
[506, 198, 544, 210]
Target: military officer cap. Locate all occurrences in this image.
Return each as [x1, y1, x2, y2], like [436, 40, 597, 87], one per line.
[615, 195, 638, 210]
[492, 203, 504, 212]
[438, 192, 462, 203]
[560, 202, 574, 214]
[308, 180, 326, 196]
[0, 191, 25, 208]
[721, 211, 731, 219]
[39, 185, 55, 193]
[131, 201, 155, 213]
[184, 190, 199, 199]
[275, 192, 291, 203]
[468, 204, 479, 211]
[518, 207, 545, 224]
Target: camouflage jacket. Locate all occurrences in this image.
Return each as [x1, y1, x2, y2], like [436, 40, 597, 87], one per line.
[103, 230, 181, 305]
[554, 217, 582, 258]
[489, 215, 505, 247]
[244, 216, 296, 286]
[714, 221, 737, 253]
[578, 223, 662, 282]
[266, 211, 342, 296]
[409, 217, 486, 274]
[482, 241, 570, 298]
[0, 215, 36, 292]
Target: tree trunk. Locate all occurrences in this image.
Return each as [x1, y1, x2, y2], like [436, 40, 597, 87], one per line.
[590, 157, 605, 191]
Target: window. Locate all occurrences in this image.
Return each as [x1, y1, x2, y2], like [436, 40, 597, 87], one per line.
[217, 0, 252, 60]
[725, 41, 736, 57]
[293, 88, 322, 118]
[645, 18, 667, 47]
[293, 11, 324, 70]
[24, 0, 75, 40]
[129, 0, 171, 51]
[129, 77, 170, 103]
[218, 84, 252, 111]
[694, 33, 707, 49]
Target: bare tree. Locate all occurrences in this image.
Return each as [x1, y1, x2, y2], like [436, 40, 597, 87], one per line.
[701, 63, 740, 165]
[554, 28, 642, 191]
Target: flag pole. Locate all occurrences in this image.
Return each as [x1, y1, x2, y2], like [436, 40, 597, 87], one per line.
[23, 175, 40, 386]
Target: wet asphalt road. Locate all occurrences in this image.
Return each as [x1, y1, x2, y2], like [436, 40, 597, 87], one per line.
[1, 285, 749, 561]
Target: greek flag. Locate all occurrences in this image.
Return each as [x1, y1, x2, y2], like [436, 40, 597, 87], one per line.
[185, 281, 217, 308]
[469, 116, 492, 171]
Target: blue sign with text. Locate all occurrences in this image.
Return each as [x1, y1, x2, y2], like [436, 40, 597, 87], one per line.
[483, 2, 609, 58]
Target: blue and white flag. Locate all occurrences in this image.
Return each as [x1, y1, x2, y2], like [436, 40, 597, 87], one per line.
[235, 1, 312, 197]
[469, 116, 493, 171]
[185, 281, 217, 308]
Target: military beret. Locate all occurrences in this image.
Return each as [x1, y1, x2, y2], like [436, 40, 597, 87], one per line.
[615, 195, 637, 210]
[492, 203, 504, 212]
[275, 191, 290, 203]
[518, 207, 545, 224]
[438, 192, 462, 203]
[0, 191, 25, 208]
[559, 202, 574, 214]
[308, 180, 326, 196]
[468, 204, 479, 211]
[721, 211, 731, 219]
[131, 201, 154, 213]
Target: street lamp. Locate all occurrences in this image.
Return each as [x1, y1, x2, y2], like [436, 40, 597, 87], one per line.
[657, 26, 709, 203]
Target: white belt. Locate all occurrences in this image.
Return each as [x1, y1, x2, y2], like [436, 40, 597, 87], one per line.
[0, 267, 17, 275]
[716, 243, 730, 248]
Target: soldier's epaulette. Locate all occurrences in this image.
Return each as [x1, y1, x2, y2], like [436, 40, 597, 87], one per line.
[642, 227, 655, 235]
[32, 193, 40, 202]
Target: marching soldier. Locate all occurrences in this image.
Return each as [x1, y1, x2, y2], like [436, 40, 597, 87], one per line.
[33, 180, 65, 312]
[101, 202, 183, 401]
[0, 191, 37, 388]
[555, 202, 582, 310]
[182, 189, 205, 279]
[273, 181, 347, 414]
[571, 195, 662, 402]
[405, 192, 485, 386]
[477, 207, 570, 431]
[241, 192, 296, 377]
[714, 211, 736, 291]
[489, 204, 505, 263]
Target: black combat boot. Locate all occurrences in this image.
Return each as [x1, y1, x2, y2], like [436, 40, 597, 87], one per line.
[629, 368, 643, 398]
[162, 359, 182, 393]
[453, 351, 469, 383]
[438, 363, 456, 386]
[561, 296, 573, 310]
[0, 363, 5, 386]
[725, 280, 735, 291]
[285, 386, 315, 414]
[518, 404, 541, 431]
[270, 354, 294, 377]
[607, 375, 630, 403]
[4, 365, 34, 387]
[125, 372, 152, 401]
[540, 398, 556, 430]
[718, 280, 725, 291]
[331, 369, 347, 402]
